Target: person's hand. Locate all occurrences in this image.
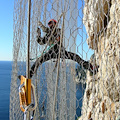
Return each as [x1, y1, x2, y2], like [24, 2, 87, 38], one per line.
[37, 27, 41, 36]
[38, 21, 43, 27]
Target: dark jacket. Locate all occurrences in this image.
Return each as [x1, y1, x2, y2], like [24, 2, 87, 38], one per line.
[37, 24, 61, 46]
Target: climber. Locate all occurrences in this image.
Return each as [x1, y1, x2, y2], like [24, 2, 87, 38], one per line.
[19, 19, 98, 79]
[28, 19, 99, 78]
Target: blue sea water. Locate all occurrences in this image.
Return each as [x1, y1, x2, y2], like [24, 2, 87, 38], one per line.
[0, 61, 12, 120]
[0, 61, 85, 120]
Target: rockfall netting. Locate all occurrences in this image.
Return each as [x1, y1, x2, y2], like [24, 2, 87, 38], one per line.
[10, 0, 120, 120]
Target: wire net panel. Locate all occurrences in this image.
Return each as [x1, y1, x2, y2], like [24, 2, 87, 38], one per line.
[10, 0, 120, 120]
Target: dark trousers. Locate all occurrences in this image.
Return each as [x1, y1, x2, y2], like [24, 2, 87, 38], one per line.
[30, 43, 93, 78]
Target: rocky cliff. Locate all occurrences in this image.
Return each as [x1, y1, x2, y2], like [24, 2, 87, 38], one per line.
[79, 0, 120, 119]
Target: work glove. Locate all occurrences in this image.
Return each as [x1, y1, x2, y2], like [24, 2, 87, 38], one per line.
[38, 21, 43, 27]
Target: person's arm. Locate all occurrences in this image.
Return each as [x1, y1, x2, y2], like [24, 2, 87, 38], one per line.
[38, 21, 49, 33]
[37, 36, 48, 45]
[36, 27, 48, 45]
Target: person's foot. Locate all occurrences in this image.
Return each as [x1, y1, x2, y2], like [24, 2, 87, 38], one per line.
[89, 64, 99, 75]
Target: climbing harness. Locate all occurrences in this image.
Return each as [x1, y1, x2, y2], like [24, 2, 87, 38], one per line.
[19, 75, 37, 120]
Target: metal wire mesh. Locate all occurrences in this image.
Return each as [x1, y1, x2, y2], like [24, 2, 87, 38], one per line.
[10, 0, 120, 120]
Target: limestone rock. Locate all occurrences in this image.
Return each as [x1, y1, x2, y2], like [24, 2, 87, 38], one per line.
[83, 0, 110, 49]
[79, 0, 120, 119]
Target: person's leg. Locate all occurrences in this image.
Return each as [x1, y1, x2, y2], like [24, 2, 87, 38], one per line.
[62, 49, 98, 74]
[36, 27, 48, 45]
[30, 44, 59, 78]
[30, 44, 98, 78]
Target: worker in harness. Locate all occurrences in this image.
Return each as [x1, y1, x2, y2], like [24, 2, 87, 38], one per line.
[18, 19, 98, 80]
[27, 19, 99, 78]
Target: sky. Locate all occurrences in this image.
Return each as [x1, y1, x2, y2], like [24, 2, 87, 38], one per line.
[0, 1, 14, 61]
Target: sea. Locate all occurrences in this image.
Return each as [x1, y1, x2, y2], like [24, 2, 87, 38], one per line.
[0, 61, 85, 120]
[0, 61, 12, 120]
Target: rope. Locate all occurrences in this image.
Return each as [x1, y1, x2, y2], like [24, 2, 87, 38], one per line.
[52, 12, 65, 120]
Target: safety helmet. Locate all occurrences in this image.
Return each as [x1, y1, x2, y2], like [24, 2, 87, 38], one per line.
[48, 19, 57, 25]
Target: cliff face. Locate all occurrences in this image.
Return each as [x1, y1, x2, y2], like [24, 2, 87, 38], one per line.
[79, 0, 120, 120]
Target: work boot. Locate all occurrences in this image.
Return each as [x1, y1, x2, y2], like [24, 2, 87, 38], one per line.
[89, 64, 99, 75]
